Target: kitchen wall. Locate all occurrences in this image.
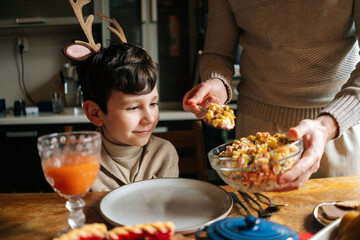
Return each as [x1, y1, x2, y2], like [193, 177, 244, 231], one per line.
[0, 30, 84, 109]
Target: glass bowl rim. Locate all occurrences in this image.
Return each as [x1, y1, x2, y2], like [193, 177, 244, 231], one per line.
[208, 138, 303, 170]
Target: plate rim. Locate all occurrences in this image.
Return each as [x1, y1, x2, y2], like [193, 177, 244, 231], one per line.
[313, 202, 338, 226]
[99, 178, 233, 234]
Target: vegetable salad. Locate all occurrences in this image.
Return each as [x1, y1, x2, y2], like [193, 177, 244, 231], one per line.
[211, 132, 302, 192]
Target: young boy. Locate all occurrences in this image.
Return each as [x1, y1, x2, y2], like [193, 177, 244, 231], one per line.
[62, 1, 178, 191]
[77, 41, 179, 191]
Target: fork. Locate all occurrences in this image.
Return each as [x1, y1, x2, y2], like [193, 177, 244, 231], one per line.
[197, 105, 219, 129]
[254, 192, 287, 211]
[229, 192, 253, 217]
[197, 105, 208, 113]
[238, 191, 278, 218]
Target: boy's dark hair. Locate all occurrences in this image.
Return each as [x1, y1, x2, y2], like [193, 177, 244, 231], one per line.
[77, 41, 159, 114]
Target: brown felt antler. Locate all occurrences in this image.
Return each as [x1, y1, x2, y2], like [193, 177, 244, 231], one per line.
[69, 0, 101, 52]
[98, 13, 127, 43]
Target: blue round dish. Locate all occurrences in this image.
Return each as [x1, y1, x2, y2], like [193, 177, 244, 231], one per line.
[196, 217, 299, 240]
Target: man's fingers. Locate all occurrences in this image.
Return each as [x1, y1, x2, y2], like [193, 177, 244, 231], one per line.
[277, 148, 314, 184]
[272, 164, 316, 192]
[288, 128, 301, 140]
[186, 84, 209, 105]
[272, 172, 309, 192]
[289, 120, 313, 140]
[275, 149, 320, 191]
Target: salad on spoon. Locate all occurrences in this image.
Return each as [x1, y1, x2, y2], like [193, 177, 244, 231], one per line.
[199, 103, 235, 130]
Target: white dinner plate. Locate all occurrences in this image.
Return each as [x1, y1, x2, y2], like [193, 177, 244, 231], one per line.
[100, 178, 233, 234]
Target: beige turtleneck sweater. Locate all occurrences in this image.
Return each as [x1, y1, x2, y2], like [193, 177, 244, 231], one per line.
[200, 0, 360, 136]
[91, 134, 179, 191]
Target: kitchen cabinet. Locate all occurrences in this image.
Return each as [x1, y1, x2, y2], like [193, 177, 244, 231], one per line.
[0, 120, 202, 193]
[0, 0, 106, 45]
[0, 0, 103, 27]
[0, 123, 96, 193]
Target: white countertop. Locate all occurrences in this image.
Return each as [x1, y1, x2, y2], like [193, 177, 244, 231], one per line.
[0, 107, 197, 125]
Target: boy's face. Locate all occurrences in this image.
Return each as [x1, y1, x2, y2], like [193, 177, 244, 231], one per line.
[99, 87, 160, 146]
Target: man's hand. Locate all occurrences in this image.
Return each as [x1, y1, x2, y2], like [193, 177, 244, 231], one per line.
[182, 78, 228, 119]
[273, 114, 338, 192]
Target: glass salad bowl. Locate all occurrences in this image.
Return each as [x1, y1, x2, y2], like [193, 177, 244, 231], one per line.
[208, 132, 304, 192]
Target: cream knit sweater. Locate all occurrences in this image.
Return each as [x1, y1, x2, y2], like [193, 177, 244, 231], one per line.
[200, 0, 360, 135]
[91, 134, 179, 191]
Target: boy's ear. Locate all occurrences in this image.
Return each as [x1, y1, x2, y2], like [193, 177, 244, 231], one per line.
[83, 100, 104, 126]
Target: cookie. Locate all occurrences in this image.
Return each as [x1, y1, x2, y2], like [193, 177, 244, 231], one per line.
[322, 204, 350, 220]
[335, 201, 360, 209]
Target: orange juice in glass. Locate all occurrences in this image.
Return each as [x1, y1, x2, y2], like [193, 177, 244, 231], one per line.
[42, 153, 100, 196]
[37, 131, 101, 236]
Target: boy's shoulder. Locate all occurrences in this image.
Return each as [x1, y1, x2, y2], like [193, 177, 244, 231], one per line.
[145, 135, 177, 155]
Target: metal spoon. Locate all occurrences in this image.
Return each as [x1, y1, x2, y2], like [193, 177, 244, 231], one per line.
[197, 105, 218, 129]
[198, 105, 208, 113]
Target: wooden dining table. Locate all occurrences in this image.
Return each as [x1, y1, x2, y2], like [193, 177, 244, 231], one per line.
[1, 175, 360, 240]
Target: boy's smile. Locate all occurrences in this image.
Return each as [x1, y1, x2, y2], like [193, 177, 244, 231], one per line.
[98, 88, 159, 146]
[133, 130, 152, 135]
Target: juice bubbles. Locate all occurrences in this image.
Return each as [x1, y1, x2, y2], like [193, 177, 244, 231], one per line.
[42, 153, 100, 196]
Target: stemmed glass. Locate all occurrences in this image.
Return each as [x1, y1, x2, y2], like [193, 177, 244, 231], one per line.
[37, 131, 101, 236]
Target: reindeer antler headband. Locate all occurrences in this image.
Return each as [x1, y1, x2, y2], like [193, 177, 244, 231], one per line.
[63, 0, 127, 62]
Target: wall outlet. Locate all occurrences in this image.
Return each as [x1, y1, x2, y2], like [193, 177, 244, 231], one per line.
[17, 38, 29, 52]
